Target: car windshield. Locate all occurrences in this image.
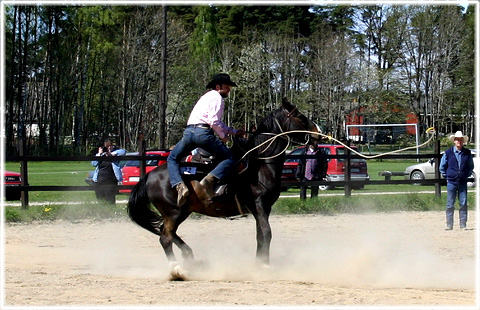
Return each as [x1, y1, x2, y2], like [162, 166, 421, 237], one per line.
[119, 153, 138, 168]
[285, 148, 304, 163]
[124, 155, 164, 167]
[336, 148, 365, 163]
[124, 160, 140, 167]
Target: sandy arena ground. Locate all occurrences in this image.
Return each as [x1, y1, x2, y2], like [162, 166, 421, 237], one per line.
[3, 211, 478, 308]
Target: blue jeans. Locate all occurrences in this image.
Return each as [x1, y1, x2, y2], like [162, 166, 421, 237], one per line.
[167, 127, 236, 188]
[446, 181, 468, 227]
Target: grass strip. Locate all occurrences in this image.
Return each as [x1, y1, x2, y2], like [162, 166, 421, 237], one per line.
[4, 192, 475, 223]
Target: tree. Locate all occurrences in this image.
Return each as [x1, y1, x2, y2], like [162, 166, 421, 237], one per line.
[400, 5, 466, 133]
[446, 5, 475, 138]
[4, 3, 475, 157]
[307, 24, 354, 137]
[356, 5, 408, 91]
[189, 5, 221, 77]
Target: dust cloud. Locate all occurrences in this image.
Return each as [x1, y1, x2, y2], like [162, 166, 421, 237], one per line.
[78, 213, 474, 290]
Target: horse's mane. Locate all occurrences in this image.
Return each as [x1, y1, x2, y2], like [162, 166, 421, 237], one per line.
[255, 108, 283, 134]
[245, 107, 288, 159]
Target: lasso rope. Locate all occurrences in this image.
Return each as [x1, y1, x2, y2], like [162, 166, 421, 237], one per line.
[240, 127, 436, 160]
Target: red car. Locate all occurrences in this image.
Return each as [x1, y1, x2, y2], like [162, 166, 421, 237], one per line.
[4, 170, 22, 201]
[120, 150, 170, 193]
[282, 144, 369, 190]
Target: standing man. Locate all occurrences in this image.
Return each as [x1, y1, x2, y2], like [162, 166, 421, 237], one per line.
[296, 142, 321, 200]
[439, 131, 474, 230]
[167, 73, 244, 206]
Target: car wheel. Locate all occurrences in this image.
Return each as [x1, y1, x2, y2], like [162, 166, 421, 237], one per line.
[467, 172, 476, 188]
[410, 170, 424, 185]
[319, 185, 332, 191]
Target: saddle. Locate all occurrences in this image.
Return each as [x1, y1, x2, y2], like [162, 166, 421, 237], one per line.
[181, 147, 215, 166]
[178, 140, 249, 199]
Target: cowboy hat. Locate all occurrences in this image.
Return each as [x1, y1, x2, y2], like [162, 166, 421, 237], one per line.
[206, 73, 238, 89]
[449, 131, 469, 143]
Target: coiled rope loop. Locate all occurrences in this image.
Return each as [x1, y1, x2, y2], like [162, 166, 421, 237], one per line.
[241, 127, 436, 161]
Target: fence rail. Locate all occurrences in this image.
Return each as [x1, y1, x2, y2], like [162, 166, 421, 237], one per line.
[6, 141, 448, 208]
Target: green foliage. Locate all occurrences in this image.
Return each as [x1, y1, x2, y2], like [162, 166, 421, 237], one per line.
[396, 134, 416, 147]
[440, 136, 454, 148]
[4, 203, 127, 223]
[5, 207, 24, 222]
[273, 193, 474, 215]
[189, 6, 221, 74]
[4, 4, 475, 156]
[5, 191, 475, 223]
[273, 197, 336, 215]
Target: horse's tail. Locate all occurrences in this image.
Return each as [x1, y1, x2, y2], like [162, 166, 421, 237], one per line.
[127, 173, 162, 236]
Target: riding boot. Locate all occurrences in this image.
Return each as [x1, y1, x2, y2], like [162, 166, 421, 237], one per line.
[199, 173, 217, 199]
[176, 182, 189, 206]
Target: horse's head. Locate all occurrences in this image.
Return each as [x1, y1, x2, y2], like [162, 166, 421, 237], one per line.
[250, 98, 321, 158]
[275, 97, 320, 144]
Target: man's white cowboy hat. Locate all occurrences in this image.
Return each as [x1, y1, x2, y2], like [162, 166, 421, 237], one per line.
[449, 131, 468, 143]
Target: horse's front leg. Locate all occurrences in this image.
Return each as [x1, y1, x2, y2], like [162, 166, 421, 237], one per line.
[173, 234, 195, 262]
[159, 220, 190, 280]
[253, 206, 272, 267]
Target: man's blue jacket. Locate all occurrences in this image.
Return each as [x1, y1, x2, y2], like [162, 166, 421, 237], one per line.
[439, 146, 474, 185]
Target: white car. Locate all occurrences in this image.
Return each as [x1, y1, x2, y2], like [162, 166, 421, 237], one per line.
[404, 151, 477, 187]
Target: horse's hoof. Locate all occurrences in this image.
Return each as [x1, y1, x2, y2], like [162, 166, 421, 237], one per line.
[169, 262, 189, 281]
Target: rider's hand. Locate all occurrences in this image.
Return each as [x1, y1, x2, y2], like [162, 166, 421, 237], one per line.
[221, 136, 230, 143]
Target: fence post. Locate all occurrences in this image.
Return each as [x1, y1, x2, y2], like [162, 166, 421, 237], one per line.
[345, 140, 352, 197]
[434, 139, 441, 198]
[139, 133, 146, 178]
[19, 138, 29, 209]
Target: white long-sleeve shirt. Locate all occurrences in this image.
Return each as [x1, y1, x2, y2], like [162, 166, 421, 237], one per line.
[187, 90, 238, 139]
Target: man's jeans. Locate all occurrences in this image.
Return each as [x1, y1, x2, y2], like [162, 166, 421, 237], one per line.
[167, 127, 235, 188]
[446, 181, 468, 227]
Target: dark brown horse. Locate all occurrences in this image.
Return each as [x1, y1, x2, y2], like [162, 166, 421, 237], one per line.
[127, 98, 319, 279]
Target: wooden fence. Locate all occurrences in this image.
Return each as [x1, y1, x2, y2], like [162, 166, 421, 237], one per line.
[283, 140, 443, 197]
[6, 141, 450, 209]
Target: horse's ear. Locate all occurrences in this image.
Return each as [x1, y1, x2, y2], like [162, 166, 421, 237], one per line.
[282, 97, 294, 111]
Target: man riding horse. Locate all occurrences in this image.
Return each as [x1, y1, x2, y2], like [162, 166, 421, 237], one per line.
[129, 79, 319, 279]
[167, 73, 245, 207]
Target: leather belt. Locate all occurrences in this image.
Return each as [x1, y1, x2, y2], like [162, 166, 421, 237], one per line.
[186, 124, 210, 129]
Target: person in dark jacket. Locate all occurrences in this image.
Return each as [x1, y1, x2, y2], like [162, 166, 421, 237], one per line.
[439, 131, 474, 230]
[91, 139, 126, 204]
[296, 142, 326, 200]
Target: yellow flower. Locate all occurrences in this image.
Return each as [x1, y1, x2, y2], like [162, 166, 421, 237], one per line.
[44, 207, 52, 212]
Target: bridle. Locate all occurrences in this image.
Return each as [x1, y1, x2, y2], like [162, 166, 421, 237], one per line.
[281, 106, 309, 133]
[277, 106, 315, 146]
